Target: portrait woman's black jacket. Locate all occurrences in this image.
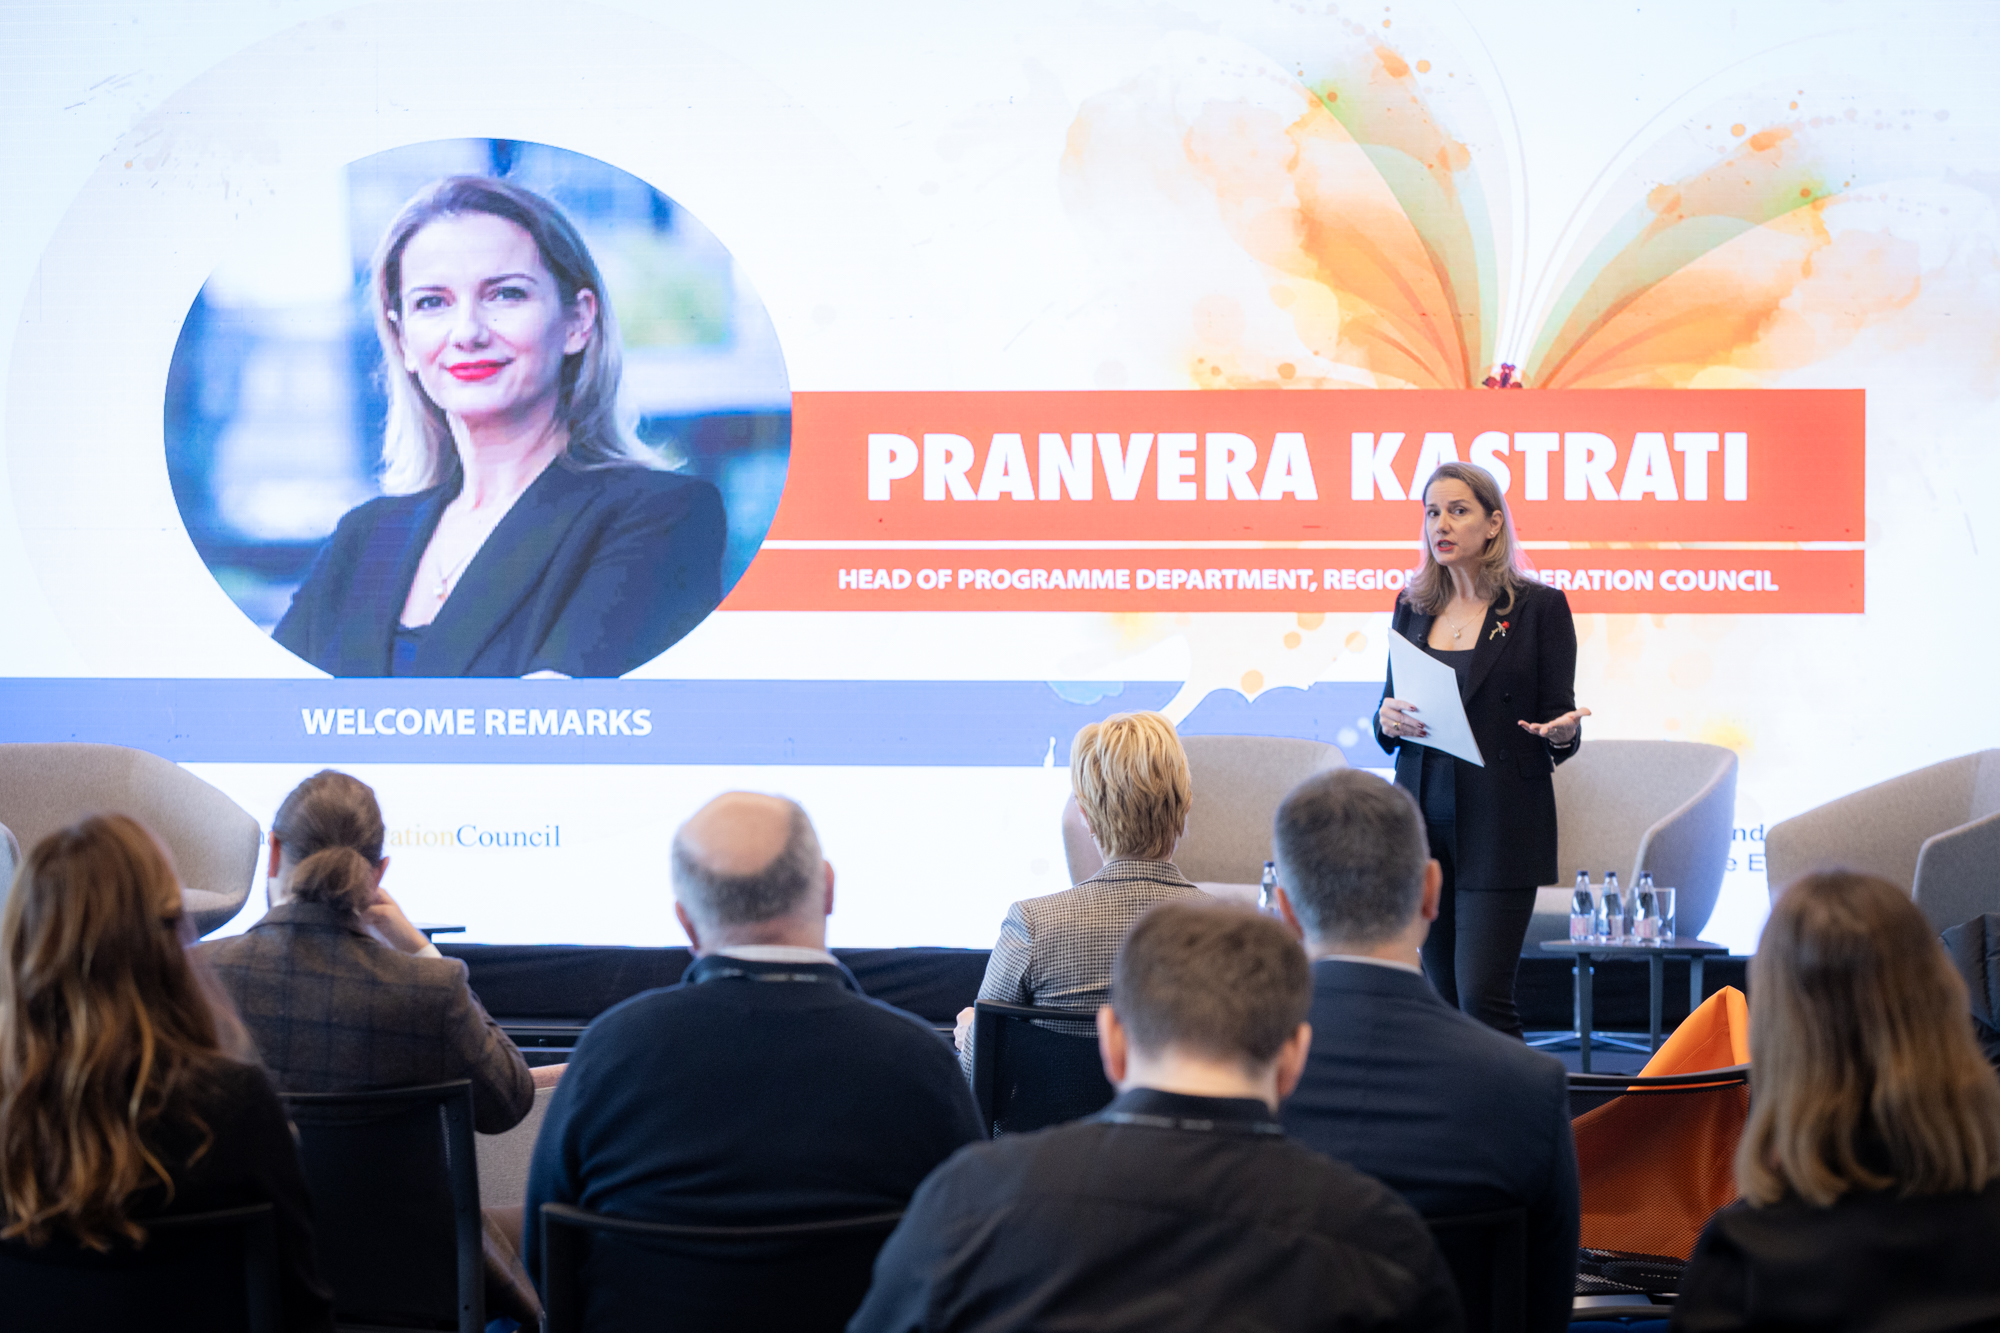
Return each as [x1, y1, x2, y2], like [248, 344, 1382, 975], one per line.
[274, 462, 724, 678]
[1374, 578, 1580, 890]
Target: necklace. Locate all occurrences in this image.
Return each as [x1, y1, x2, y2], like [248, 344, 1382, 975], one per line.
[431, 545, 479, 602]
[1445, 606, 1485, 642]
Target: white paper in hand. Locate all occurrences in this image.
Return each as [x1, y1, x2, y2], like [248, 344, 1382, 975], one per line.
[1386, 630, 1485, 768]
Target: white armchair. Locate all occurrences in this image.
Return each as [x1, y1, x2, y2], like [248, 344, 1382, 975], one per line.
[0, 743, 260, 936]
[1523, 740, 1740, 950]
[1765, 749, 2000, 933]
[1062, 733, 1345, 900]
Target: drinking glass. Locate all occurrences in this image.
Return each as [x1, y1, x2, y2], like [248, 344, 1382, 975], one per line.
[1654, 887, 1677, 943]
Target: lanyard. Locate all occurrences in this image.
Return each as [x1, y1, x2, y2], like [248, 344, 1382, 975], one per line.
[1096, 1110, 1284, 1137]
[690, 966, 841, 985]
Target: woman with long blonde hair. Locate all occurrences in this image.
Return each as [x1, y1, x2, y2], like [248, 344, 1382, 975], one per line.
[1672, 871, 2000, 1330]
[1374, 460, 1589, 1037]
[0, 814, 332, 1330]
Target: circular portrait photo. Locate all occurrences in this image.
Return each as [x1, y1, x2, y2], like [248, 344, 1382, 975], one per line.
[166, 139, 789, 677]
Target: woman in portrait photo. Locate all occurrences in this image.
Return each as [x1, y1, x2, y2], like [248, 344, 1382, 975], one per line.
[273, 175, 725, 677]
[1375, 460, 1589, 1039]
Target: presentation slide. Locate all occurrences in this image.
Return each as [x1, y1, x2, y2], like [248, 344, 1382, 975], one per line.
[2, 0, 1993, 951]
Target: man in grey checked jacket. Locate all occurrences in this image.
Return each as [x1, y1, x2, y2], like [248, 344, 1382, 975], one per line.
[957, 711, 1205, 1077]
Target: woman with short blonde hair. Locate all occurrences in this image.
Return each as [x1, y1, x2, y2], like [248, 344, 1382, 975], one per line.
[0, 815, 332, 1328]
[957, 712, 1206, 1075]
[1672, 871, 2000, 1330]
[1070, 711, 1192, 862]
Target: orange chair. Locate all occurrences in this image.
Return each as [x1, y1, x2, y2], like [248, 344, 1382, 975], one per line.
[1571, 987, 1750, 1261]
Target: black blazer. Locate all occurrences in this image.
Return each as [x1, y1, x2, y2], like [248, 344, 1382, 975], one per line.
[1375, 578, 1579, 889]
[0, 1058, 335, 1333]
[1671, 1180, 2000, 1331]
[273, 462, 724, 677]
[1282, 960, 1579, 1333]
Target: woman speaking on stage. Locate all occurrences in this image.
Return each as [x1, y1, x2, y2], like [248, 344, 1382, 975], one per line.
[1375, 460, 1589, 1038]
[273, 176, 725, 678]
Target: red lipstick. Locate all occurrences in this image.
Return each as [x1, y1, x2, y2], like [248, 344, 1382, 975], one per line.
[447, 361, 505, 382]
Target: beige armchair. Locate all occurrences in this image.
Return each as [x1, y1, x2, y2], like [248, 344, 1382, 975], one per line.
[0, 743, 260, 937]
[0, 821, 18, 888]
[1062, 733, 1346, 899]
[1523, 740, 1740, 950]
[1764, 749, 2000, 933]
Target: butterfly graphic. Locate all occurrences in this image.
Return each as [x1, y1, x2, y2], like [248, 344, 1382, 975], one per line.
[1058, 10, 1970, 394]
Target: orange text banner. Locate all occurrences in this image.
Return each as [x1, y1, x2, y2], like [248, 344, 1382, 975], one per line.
[773, 389, 1864, 544]
[723, 548, 1860, 614]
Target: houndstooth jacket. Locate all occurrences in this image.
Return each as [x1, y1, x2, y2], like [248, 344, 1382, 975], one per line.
[960, 858, 1205, 1075]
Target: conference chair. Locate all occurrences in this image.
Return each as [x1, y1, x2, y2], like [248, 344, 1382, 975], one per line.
[474, 1069, 563, 1212]
[0, 1202, 280, 1332]
[1060, 733, 1345, 894]
[971, 999, 1115, 1136]
[1521, 740, 1739, 954]
[1765, 748, 2000, 931]
[1569, 1063, 1751, 1268]
[0, 741, 259, 935]
[1941, 913, 2000, 1068]
[281, 1080, 483, 1333]
[540, 1202, 904, 1333]
[1425, 1207, 1526, 1333]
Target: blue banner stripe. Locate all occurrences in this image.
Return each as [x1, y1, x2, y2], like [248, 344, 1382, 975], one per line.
[0, 679, 1389, 768]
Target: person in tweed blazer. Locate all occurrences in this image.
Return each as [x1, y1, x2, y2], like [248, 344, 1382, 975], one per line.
[199, 772, 532, 1134]
[957, 712, 1205, 1074]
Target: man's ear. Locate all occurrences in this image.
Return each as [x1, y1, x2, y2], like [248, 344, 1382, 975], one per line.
[674, 901, 705, 955]
[1273, 885, 1306, 942]
[821, 860, 836, 918]
[1272, 1021, 1313, 1102]
[266, 835, 283, 882]
[1097, 1005, 1129, 1089]
[1420, 859, 1443, 922]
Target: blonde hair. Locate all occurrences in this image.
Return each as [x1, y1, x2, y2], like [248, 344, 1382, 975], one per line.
[1070, 712, 1191, 862]
[0, 816, 234, 1249]
[1403, 461, 1536, 616]
[370, 176, 659, 495]
[1738, 871, 2000, 1208]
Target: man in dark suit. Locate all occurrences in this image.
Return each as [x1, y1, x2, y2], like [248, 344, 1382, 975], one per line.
[852, 899, 1462, 1333]
[521, 792, 981, 1293]
[1270, 768, 1578, 1332]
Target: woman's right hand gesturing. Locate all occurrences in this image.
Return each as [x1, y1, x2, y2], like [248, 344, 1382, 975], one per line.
[1379, 697, 1428, 741]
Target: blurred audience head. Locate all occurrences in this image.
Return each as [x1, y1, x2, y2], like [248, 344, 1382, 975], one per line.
[1742, 870, 2000, 1207]
[1109, 900, 1311, 1077]
[269, 769, 385, 918]
[0, 815, 236, 1249]
[1070, 711, 1191, 862]
[1273, 769, 1432, 950]
[672, 793, 829, 946]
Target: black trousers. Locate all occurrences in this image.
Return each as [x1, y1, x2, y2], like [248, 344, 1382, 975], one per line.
[1420, 820, 1537, 1040]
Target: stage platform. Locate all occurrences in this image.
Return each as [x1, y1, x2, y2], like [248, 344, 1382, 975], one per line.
[442, 944, 1748, 1065]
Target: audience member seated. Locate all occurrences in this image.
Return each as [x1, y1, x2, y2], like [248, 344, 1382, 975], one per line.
[522, 791, 981, 1287]
[0, 815, 335, 1331]
[198, 769, 536, 1320]
[852, 899, 1464, 1333]
[1670, 871, 2000, 1332]
[1270, 769, 1577, 1332]
[956, 710, 1204, 1072]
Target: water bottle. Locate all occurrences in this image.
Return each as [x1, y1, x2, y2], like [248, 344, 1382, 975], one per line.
[1601, 872, 1625, 943]
[1569, 870, 1593, 942]
[1259, 861, 1278, 917]
[1634, 872, 1660, 943]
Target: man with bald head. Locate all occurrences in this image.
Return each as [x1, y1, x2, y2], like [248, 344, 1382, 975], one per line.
[521, 793, 981, 1297]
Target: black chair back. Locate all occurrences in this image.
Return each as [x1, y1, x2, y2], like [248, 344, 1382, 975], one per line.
[540, 1202, 903, 1333]
[970, 999, 1114, 1136]
[0, 1202, 279, 1333]
[281, 1080, 482, 1333]
[1426, 1207, 1526, 1333]
[1565, 1063, 1751, 1119]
